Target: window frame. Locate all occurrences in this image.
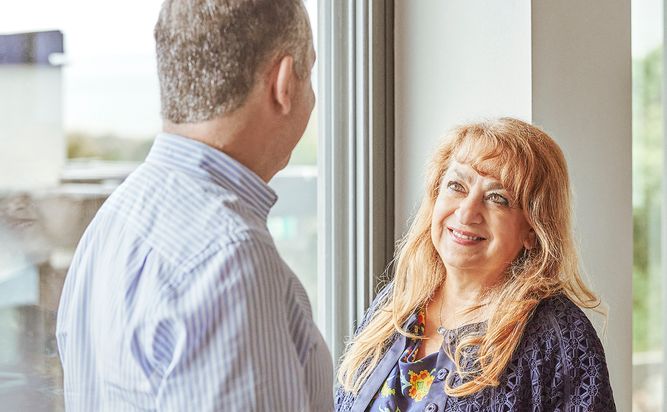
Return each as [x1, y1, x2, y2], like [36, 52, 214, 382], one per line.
[317, 0, 395, 361]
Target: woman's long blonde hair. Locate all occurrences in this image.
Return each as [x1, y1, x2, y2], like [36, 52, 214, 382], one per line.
[337, 117, 600, 397]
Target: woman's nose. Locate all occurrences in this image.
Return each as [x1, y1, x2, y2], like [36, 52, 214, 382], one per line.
[454, 196, 483, 225]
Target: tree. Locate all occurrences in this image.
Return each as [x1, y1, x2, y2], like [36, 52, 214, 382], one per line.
[633, 46, 663, 352]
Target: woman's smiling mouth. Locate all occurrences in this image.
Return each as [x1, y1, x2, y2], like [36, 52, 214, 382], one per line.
[448, 227, 486, 244]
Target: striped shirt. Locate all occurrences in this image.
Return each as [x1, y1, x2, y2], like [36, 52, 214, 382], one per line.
[56, 133, 333, 411]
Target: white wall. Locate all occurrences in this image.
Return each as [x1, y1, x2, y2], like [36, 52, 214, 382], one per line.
[394, 0, 631, 409]
[394, 0, 531, 233]
[531, 1, 632, 409]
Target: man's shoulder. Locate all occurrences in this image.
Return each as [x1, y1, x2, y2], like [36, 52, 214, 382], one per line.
[112, 161, 260, 220]
[103, 163, 269, 263]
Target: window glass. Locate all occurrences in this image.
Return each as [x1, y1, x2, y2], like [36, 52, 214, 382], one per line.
[632, 0, 664, 410]
[0, 1, 320, 410]
[269, 0, 319, 317]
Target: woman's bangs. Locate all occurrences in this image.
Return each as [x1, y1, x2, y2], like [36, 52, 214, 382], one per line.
[453, 135, 527, 205]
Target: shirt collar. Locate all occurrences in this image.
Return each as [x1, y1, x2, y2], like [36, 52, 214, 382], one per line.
[145, 132, 278, 220]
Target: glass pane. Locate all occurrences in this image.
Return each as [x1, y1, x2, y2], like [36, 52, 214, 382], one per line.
[0, 1, 321, 410]
[268, 0, 320, 324]
[632, 0, 664, 410]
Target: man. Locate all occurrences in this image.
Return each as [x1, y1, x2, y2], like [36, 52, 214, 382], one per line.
[56, 0, 332, 410]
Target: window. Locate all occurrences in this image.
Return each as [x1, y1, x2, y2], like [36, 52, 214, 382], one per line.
[268, 0, 320, 322]
[632, 0, 664, 410]
[0, 1, 323, 410]
[0, 0, 395, 407]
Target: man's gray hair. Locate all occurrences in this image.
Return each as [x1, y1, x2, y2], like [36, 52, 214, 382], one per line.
[155, 0, 311, 123]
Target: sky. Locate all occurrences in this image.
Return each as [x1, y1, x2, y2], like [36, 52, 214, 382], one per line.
[632, 0, 663, 58]
[0, 0, 318, 138]
[0, 0, 161, 55]
[0, 0, 164, 137]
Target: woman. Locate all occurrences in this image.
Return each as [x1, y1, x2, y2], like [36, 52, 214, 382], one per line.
[335, 118, 615, 411]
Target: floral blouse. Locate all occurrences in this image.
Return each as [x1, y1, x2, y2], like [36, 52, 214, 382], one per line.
[367, 311, 479, 412]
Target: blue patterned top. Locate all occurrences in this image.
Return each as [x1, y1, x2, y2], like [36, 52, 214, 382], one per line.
[336, 283, 616, 411]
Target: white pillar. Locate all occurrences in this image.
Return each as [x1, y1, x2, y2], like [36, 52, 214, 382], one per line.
[531, 1, 632, 409]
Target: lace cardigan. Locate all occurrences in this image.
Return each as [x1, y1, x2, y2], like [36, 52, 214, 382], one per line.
[334, 284, 616, 411]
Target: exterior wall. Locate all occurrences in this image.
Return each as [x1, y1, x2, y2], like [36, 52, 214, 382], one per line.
[0, 31, 64, 190]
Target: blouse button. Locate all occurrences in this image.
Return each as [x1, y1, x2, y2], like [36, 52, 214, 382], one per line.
[436, 368, 448, 381]
[424, 402, 438, 412]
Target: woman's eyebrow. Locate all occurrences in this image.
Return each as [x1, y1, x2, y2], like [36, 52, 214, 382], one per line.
[484, 181, 505, 191]
[448, 168, 470, 181]
[447, 167, 507, 191]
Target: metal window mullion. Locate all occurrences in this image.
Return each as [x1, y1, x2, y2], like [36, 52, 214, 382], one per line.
[346, 0, 359, 354]
[662, 0, 667, 409]
[318, 0, 353, 361]
[318, 0, 394, 363]
[316, 0, 331, 346]
[369, 0, 395, 298]
[355, 0, 371, 324]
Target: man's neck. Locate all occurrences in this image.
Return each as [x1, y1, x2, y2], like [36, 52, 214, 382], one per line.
[163, 110, 279, 183]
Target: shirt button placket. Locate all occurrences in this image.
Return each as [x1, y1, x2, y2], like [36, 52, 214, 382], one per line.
[436, 368, 448, 381]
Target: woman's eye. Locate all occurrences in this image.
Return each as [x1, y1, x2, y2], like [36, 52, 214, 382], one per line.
[488, 193, 510, 206]
[446, 181, 464, 192]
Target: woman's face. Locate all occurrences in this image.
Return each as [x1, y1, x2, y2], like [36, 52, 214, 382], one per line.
[431, 160, 534, 280]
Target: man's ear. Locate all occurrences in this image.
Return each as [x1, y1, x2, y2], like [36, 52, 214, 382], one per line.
[523, 229, 537, 250]
[273, 55, 294, 115]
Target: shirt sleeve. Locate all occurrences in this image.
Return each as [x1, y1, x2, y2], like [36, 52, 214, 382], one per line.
[152, 236, 310, 412]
